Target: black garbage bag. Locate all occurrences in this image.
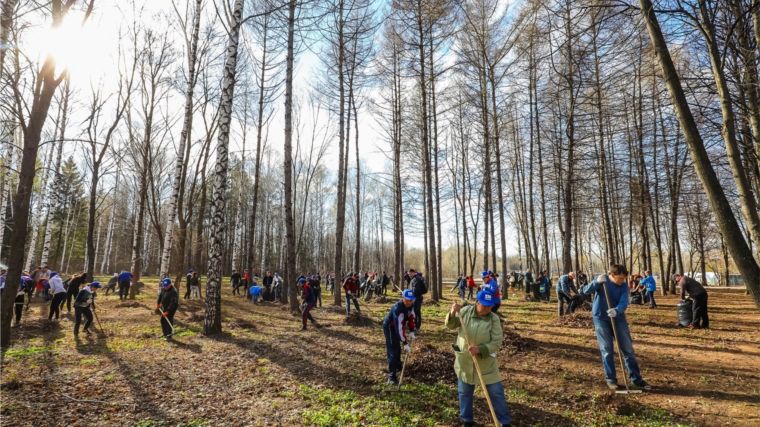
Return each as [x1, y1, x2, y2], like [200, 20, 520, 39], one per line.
[630, 291, 643, 305]
[677, 299, 692, 327]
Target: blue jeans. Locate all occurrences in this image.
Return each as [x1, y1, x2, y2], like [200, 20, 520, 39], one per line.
[646, 290, 657, 307]
[593, 317, 642, 384]
[345, 295, 360, 313]
[457, 379, 511, 425]
[382, 322, 403, 377]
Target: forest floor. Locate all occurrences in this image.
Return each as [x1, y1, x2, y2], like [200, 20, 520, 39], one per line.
[1, 280, 759, 427]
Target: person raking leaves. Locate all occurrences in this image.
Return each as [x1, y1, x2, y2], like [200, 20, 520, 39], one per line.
[445, 290, 511, 427]
[582, 264, 651, 392]
[73, 281, 102, 338]
[382, 289, 416, 386]
[156, 278, 179, 340]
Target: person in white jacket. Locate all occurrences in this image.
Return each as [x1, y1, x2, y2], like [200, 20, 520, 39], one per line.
[48, 271, 67, 321]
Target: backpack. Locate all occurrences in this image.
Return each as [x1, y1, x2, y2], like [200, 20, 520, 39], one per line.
[415, 276, 428, 295]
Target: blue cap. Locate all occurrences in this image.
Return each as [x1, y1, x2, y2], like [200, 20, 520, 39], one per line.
[90, 281, 102, 289]
[402, 289, 415, 301]
[476, 290, 495, 306]
[188, 269, 194, 273]
[50, 271, 58, 278]
[481, 270, 492, 279]
[275, 272, 279, 276]
[311, 275, 317, 279]
[162, 278, 172, 287]
[298, 278, 306, 284]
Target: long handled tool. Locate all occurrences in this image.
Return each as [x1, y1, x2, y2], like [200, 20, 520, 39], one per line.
[458, 311, 500, 427]
[156, 309, 176, 338]
[92, 309, 105, 334]
[600, 278, 642, 395]
[396, 338, 415, 391]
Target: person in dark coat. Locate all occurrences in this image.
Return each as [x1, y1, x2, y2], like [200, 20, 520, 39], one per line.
[74, 282, 102, 337]
[262, 271, 274, 300]
[675, 274, 709, 329]
[63, 272, 87, 312]
[298, 278, 318, 331]
[156, 278, 179, 339]
[410, 269, 427, 333]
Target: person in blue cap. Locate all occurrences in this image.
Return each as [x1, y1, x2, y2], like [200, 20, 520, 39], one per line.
[297, 277, 318, 331]
[156, 278, 179, 339]
[446, 290, 511, 427]
[583, 264, 651, 391]
[382, 289, 416, 385]
[73, 281, 102, 337]
[249, 282, 263, 304]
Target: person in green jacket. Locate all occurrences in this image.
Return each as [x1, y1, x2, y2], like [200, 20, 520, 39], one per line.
[445, 291, 512, 427]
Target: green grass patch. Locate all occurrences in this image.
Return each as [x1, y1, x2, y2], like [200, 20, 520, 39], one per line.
[5, 346, 53, 359]
[300, 383, 458, 426]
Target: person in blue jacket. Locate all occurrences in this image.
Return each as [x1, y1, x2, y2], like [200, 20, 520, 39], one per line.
[556, 272, 578, 316]
[249, 284, 263, 304]
[640, 270, 657, 309]
[298, 278, 318, 331]
[583, 264, 651, 391]
[382, 289, 416, 386]
[117, 270, 133, 300]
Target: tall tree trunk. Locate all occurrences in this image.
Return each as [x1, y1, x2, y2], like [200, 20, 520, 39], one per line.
[160, 0, 202, 278]
[283, 0, 298, 312]
[0, 138, 12, 262]
[1, 0, 75, 348]
[203, 0, 244, 335]
[333, 0, 347, 306]
[638, 0, 760, 308]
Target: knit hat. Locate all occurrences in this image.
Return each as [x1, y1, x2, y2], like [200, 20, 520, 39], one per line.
[188, 269, 195, 273]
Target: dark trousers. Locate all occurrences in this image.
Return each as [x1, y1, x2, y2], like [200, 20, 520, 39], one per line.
[184, 284, 191, 300]
[14, 295, 25, 324]
[557, 292, 573, 316]
[413, 295, 423, 331]
[160, 309, 177, 336]
[233, 282, 244, 295]
[302, 301, 315, 328]
[49, 292, 67, 320]
[62, 287, 78, 312]
[382, 322, 403, 377]
[75, 306, 93, 334]
[691, 293, 709, 328]
[314, 289, 322, 307]
[118, 280, 130, 300]
[467, 287, 474, 300]
[532, 284, 542, 300]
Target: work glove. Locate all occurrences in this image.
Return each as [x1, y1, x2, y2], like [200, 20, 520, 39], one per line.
[156, 304, 161, 310]
[607, 308, 617, 318]
[163, 311, 169, 317]
[597, 274, 607, 284]
[408, 332, 415, 342]
[404, 344, 411, 354]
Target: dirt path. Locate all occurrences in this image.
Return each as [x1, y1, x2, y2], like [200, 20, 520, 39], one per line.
[1, 284, 758, 426]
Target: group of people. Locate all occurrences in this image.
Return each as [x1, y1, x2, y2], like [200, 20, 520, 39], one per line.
[1, 267, 105, 338]
[12, 258, 726, 427]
